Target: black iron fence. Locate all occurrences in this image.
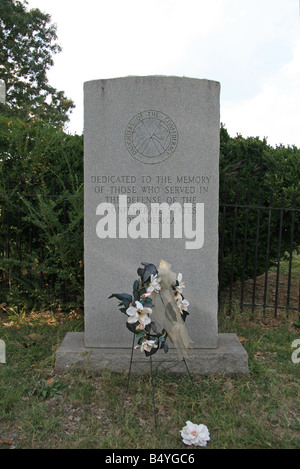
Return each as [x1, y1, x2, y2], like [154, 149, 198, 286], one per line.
[219, 188, 299, 317]
[0, 178, 84, 308]
[0, 181, 299, 317]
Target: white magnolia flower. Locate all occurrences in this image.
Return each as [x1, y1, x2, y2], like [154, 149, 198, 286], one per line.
[140, 339, 158, 353]
[180, 421, 210, 447]
[126, 300, 152, 328]
[141, 274, 161, 299]
[176, 293, 189, 313]
[147, 274, 161, 293]
[175, 273, 185, 294]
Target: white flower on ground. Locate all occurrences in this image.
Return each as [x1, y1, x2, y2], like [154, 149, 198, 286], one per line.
[180, 421, 210, 447]
[175, 273, 185, 294]
[126, 301, 152, 329]
[176, 293, 189, 313]
[140, 339, 158, 353]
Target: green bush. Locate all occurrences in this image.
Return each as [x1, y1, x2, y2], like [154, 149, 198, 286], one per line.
[219, 126, 300, 288]
[0, 117, 83, 309]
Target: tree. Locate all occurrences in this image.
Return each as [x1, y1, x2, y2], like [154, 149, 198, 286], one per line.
[0, 0, 74, 127]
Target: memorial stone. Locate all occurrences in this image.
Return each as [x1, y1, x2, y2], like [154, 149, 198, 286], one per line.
[84, 76, 219, 349]
[55, 76, 249, 375]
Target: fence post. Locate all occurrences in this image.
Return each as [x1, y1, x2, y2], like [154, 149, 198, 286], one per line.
[274, 192, 285, 318]
[6, 178, 11, 261]
[263, 190, 273, 315]
[228, 190, 239, 311]
[240, 189, 251, 313]
[218, 188, 227, 305]
[286, 192, 296, 315]
[251, 187, 263, 316]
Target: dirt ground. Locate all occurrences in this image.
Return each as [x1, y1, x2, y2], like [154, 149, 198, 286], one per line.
[220, 269, 300, 326]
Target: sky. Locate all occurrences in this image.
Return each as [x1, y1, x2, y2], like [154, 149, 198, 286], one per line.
[25, 0, 300, 147]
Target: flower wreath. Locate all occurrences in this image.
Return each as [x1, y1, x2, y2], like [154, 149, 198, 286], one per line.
[109, 261, 190, 357]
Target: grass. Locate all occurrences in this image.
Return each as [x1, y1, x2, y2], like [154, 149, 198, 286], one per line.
[0, 304, 299, 449]
[269, 252, 300, 278]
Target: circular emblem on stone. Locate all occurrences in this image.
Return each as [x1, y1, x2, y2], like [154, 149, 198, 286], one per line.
[125, 110, 178, 164]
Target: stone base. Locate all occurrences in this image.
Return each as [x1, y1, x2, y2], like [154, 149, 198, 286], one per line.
[55, 332, 249, 376]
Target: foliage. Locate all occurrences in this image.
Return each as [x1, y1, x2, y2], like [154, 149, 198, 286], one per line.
[0, 0, 74, 127]
[220, 124, 300, 204]
[0, 116, 83, 183]
[31, 376, 65, 399]
[0, 117, 83, 309]
[219, 125, 269, 200]
[219, 125, 300, 287]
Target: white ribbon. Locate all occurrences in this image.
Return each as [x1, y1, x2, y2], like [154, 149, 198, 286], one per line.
[151, 259, 193, 359]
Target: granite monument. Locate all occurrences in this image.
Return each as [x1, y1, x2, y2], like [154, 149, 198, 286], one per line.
[55, 76, 249, 375]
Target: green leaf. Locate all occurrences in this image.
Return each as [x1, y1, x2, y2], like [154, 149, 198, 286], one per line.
[133, 280, 140, 301]
[108, 293, 132, 309]
[126, 321, 139, 334]
[159, 336, 165, 348]
[137, 336, 144, 345]
[137, 262, 158, 283]
[143, 297, 152, 304]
